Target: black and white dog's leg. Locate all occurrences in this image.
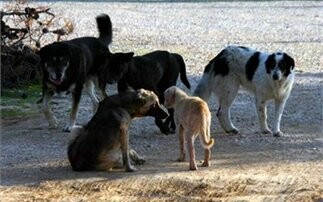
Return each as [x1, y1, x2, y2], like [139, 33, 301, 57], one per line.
[256, 97, 272, 134]
[63, 87, 82, 132]
[216, 84, 240, 134]
[42, 90, 58, 129]
[85, 79, 99, 114]
[273, 98, 288, 137]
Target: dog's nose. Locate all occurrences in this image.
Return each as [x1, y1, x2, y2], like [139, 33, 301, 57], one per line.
[56, 72, 62, 79]
[273, 74, 279, 80]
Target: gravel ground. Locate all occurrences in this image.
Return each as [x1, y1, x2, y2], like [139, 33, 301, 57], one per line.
[1, 1, 323, 201]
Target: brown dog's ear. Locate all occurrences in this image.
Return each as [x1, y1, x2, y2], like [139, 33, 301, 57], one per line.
[134, 90, 148, 106]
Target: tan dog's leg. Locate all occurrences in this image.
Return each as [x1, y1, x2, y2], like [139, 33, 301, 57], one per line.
[177, 125, 185, 162]
[202, 148, 211, 167]
[187, 132, 197, 170]
[202, 119, 212, 167]
[120, 124, 136, 172]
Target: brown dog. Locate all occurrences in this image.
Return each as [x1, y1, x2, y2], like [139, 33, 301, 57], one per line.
[68, 89, 168, 172]
[164, 86, 214, 170]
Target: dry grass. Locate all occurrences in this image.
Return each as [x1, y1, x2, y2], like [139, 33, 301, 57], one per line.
[1, 1, 322, 201]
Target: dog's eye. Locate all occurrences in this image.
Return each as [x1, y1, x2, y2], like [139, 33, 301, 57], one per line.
[269, 61, 276, 68]
[150, 102, 157, 108]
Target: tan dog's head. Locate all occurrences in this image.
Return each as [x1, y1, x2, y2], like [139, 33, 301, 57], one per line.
[164, 86, 180, 108]
[135, 89, 169, 119]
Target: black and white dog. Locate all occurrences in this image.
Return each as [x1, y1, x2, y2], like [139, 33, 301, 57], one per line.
[194, 45, 295, 137]
[38, 14, 133, 132]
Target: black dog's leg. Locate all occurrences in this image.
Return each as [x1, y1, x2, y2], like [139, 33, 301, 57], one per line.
[63, 86, 82, 132]
[42, 88, 57, 129]
[155, 118, 172, 135]
[164, 108, 176, 134]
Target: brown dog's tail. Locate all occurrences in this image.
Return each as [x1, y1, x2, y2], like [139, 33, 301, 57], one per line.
[199, 114, 215, 149]
[172, 53, 191, 89]
[96, 14, 112, 46]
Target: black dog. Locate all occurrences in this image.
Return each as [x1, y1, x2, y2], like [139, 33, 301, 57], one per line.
[68, 89, 168, 172]
[38, 14, 133, 132]
[114, 50, 191, 134]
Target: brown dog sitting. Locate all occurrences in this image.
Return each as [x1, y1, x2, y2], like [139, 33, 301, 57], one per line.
[164, 86, 214, 170]
[68, 89, 168, 172]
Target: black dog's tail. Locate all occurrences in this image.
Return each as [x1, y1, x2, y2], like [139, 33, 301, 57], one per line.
[96, 14, 112, 46]
[172, 53, 191, 89]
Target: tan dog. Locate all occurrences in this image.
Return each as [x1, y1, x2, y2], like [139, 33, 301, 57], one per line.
[164, 86, 214, 170]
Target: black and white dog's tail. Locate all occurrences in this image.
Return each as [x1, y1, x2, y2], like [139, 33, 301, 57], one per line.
[193, 73, 213, 102]
[172, 53, 191, 89]
[96, 14, 113, 46]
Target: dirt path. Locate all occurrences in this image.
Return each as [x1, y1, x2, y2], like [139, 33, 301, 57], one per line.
[1, 1, 322, 201]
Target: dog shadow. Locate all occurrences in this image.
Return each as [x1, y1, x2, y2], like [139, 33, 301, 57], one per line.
[1, 73, 322, 187]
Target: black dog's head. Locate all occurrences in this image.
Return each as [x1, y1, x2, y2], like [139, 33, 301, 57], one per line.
[103, 52, 134, 84]
[265, 52, 295, 81]
[39, 42, 77, 86]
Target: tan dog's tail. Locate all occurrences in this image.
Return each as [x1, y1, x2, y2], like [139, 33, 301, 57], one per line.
[199, 114, 215, 149]
[200, 136, 215, 149]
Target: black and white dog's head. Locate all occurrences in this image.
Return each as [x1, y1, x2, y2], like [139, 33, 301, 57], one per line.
[39, 42, 74, 86]
[265, 52, 295, 81]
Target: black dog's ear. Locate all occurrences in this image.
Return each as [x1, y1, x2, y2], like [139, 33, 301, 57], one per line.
[66, 44, 83, 66]
[119, 52, 134, 62]
[283, 53, 295, 70]
[110, 52, 133, 62]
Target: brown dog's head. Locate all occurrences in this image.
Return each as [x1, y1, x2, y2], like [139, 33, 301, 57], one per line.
[132, 89, 169, 119]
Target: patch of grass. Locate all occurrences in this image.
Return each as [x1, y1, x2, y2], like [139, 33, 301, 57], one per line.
[1, 84, 42, 119]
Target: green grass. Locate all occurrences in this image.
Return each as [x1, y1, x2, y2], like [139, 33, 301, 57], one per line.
[1, 84, 42, 119]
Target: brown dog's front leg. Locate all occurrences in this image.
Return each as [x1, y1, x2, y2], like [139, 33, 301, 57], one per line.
[120, 125, 136, 172]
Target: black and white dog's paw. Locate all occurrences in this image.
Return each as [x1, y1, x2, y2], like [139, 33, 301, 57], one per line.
[63, 125, 74, 132]
[273, 131, 283, 137]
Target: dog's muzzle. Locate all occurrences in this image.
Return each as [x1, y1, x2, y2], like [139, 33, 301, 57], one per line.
[146, 103, 169, 119]
[50, 76, 64, 85]
[272, 73, 280, 80]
